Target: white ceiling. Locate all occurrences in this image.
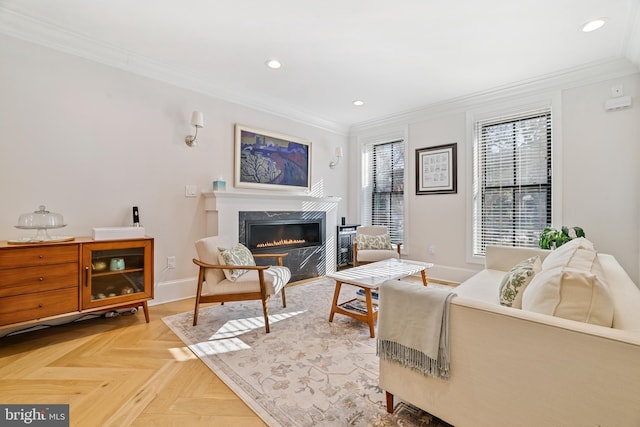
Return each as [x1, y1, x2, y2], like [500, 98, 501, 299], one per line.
[1, 0, 639, 133]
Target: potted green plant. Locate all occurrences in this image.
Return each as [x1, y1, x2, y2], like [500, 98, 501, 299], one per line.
[539, 226, 585, 249]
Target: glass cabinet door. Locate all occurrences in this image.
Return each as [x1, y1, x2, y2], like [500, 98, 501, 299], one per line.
[82, 240, 152, 309]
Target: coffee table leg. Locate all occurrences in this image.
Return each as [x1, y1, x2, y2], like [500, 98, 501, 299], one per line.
[365, 288, 376, 338]
[421, 270, 429, 286]
[329, 281, 343, 322]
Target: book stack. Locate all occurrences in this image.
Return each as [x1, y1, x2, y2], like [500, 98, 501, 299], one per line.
[341, 299, 378, 314]
[355, 289, 379, 303]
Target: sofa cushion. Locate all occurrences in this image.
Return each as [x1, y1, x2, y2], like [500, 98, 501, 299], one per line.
[522, 266, 614, 327]
[357, 233, 392, 250]
[454, 269, 505, 304]
[217, 243, 255, 282]
[541, 237, 597, 270]
[499, 256, 542, 308]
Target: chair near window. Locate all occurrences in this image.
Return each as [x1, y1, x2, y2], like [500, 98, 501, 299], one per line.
[192, 236, 290, 333]
[353, 225, 402, 266]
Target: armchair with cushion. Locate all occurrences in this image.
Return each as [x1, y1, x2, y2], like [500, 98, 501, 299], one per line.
[353, 225, 402, 266]
[192, 236, 291, 333]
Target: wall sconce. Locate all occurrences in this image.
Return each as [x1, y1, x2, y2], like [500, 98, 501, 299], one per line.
[185, 111, 204, 147]
[329, 147, 343, 169]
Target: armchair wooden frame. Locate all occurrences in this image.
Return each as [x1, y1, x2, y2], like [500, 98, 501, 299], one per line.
[192, 253, 288, 333]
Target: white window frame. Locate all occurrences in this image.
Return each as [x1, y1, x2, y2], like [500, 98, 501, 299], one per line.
[356, 126, 409, 251]
[466, 93, 563, 264]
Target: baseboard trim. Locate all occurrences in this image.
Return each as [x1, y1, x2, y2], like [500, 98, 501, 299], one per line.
[151, 277, 197, 306]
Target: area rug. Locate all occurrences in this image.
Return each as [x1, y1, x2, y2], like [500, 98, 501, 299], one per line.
[162, 277, 452, 427]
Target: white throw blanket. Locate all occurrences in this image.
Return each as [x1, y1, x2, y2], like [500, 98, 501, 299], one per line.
[377, 280, 456, 379]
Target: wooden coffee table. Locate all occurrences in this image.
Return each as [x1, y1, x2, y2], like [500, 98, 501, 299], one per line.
[327, 258, 433, 338]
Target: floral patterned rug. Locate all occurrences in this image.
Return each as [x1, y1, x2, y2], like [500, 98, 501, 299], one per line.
[162, 277, 452, 427]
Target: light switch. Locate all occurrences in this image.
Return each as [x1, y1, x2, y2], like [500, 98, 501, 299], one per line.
[185, 185, 198, 197]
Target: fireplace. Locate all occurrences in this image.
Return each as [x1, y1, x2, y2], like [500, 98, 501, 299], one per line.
[240, 211, 326, 282]
[245, 218, 324, 252]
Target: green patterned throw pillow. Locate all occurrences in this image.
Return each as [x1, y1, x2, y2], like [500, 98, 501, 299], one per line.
[499, 256, 542, 308]
[356, 233, 393, 250]
[217, 243, 256, 282]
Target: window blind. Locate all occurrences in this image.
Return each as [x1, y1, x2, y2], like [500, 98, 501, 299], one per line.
[472, 108, 552, 256]
[362, 140, 405, 244]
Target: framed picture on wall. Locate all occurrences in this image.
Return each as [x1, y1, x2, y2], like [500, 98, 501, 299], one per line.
[415, 143, 457, 195]
[234, 124, 312, 191]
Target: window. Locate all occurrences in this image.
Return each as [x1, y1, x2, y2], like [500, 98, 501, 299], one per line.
[472, 108, 552, 256]
[361, 139, 405, 244]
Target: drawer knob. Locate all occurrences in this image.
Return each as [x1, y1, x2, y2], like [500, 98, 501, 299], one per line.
[39, 277, 44, 281]
[38, 303, 43, 308]
[38, 255, 44, 259]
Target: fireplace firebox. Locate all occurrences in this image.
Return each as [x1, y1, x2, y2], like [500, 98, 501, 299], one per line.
[239, 211, 326, 282]
[245, 219, 324, 252]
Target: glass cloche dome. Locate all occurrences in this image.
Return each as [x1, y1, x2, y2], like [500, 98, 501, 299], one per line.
[14, 205, 72, 243]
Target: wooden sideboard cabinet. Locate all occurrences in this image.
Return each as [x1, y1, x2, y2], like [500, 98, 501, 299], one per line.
[0, 236, 154, 331]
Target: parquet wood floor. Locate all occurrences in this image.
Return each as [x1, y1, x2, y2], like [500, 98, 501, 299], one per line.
[0, 298, 267, 427]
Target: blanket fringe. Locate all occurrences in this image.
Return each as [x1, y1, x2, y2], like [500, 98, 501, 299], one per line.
[377, 340, 450, 379]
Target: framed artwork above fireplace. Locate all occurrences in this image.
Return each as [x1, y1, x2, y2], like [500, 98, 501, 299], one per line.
[234, 124, 312, 192]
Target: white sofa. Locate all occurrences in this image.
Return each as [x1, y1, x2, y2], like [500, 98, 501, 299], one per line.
[379, 244, 640, 427]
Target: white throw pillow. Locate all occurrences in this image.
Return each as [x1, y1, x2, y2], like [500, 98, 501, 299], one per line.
[522, 267, 614, 327]
[499, 256, 542, 308]
[217, 243, 256, 282]
[542, 237, 595, 269]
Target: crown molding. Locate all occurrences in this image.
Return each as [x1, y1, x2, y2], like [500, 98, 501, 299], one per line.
[350, 57, 640, 133]
[0, 6, 349, 136]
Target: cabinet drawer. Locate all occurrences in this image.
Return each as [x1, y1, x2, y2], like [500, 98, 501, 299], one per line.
[0, 245, 78, 269]
[0, 287, 78, 325]
[0, 263, 78, 297]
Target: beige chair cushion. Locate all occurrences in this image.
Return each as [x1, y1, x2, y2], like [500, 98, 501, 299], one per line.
[522, 267, 614, 327]
[217, 243, 256, 281]
[204, 265, 291, 297]
[357, 249, 400, 263]
[499, 256, 542, 308]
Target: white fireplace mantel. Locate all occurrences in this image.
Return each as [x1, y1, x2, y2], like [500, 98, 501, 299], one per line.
[202, 190, 342, 274]
[202, 190, 341, 211]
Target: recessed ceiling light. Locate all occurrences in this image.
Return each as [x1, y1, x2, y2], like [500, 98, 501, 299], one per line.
[581, 18, 606, 32]
[353, 100, 364, 106]
[265, 59, 282, 69]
